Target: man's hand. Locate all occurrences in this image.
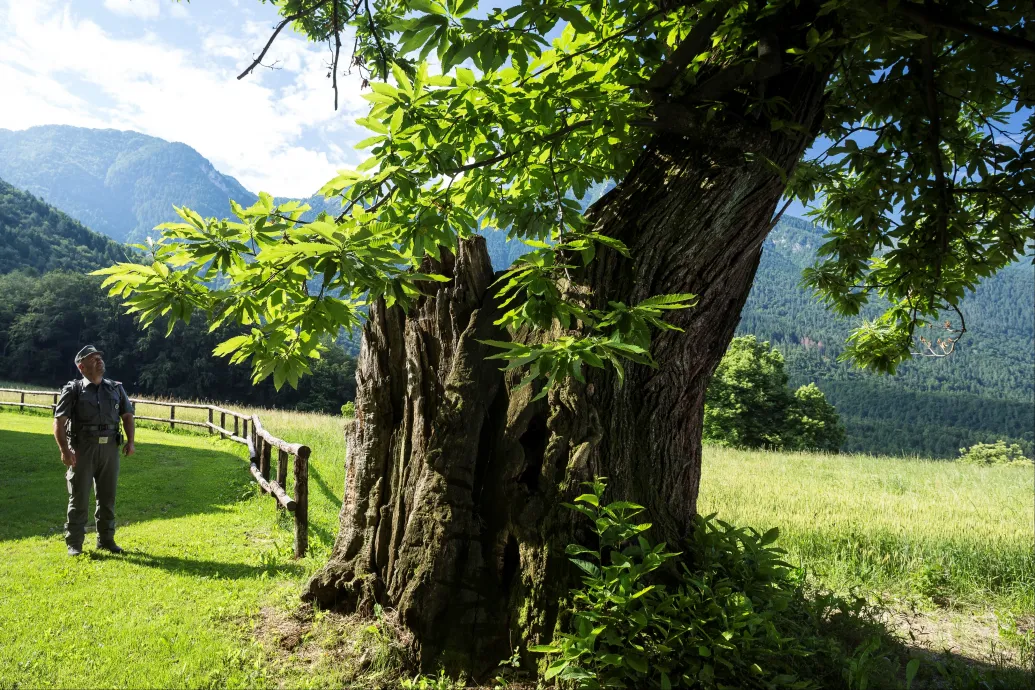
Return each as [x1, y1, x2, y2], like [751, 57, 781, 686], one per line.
[61, 448, 76, 468]
[122, 441, 135, 457]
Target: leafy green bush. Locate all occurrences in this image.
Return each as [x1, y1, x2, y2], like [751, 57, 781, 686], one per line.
[704, 336, 843, 452]
[957, 441, 1031, 465]
[532, 479, 906, 689]
[341, 401, 356, 418]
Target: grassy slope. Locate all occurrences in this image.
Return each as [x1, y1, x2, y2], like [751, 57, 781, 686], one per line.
[1, 408, 1031, 687]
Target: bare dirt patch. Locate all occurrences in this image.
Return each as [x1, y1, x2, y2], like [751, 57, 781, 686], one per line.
[886, 601, 1034, 685]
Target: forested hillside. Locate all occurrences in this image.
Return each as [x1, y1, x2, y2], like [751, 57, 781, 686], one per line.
[740, 217, 1034, 458]
[0, 178, 131, 274]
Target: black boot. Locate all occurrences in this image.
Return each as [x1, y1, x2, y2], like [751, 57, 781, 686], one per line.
[96, 540, 124, 554]
[67, 544, 83, 556]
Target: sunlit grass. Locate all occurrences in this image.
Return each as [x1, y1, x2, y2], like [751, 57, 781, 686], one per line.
[698, 445, 1035, 612]
[0, 409, 348, 688]
[2, 394, 1032, 686]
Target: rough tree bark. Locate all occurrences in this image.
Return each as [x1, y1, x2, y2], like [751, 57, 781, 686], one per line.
[305, 25, 836, 675]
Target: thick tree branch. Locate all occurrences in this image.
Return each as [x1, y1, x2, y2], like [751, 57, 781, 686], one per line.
[897, 1, 1035, 55]
[918, 38, 953, 279]
[646, 10, 724, 94]
[238, 0, 333, 80]
[682, 35, 782, 104]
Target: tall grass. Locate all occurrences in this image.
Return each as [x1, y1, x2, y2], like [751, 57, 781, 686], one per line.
[698, 445, 1035, 611]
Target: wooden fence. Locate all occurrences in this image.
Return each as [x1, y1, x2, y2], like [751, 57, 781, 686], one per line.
[0, 388, 311, 558]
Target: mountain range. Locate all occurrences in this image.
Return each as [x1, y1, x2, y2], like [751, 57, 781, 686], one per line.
[0, 125, 1031, 458]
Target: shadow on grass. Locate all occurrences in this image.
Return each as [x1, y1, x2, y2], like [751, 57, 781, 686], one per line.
[308, 461, 341, 509]
[0, 424, 252, 542]
[90, 549, 306, 579]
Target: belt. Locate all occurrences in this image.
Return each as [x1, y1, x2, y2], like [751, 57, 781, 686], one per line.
[79, 424, 116, 432]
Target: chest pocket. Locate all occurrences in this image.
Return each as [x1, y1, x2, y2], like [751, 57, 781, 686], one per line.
[75, 390, 100, 425]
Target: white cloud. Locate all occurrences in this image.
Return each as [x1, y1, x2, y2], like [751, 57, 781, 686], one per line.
[103, 0, 160, 20]
[169, 2, 189, 20]
[0, 0, 368, 197]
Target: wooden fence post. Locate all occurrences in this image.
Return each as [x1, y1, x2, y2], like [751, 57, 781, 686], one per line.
[53, 393, 58, 411]
[170, 404, 176, 430]
[294, 447, 310, 558]
[20, 392, 24, 412]
[220, 412, 226, 439]
[276, 449, 288, 510]
[208, 408, 213, 434]
[234, 415, 240, 439]
[242, 418, 248, 440]
[260, 440, 272, 490]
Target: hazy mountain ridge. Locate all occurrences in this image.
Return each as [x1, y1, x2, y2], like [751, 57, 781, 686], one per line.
[0, 126, 256, 244]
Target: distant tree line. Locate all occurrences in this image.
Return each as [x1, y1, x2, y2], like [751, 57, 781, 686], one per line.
[0, 270, 356, 413]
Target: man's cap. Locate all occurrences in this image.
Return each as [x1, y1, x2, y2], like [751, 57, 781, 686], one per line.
[75, 345, 103, 365]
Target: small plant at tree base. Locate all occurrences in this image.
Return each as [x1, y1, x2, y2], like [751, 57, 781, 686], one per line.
[532, 479, 911, 689]
[957, 441, 1032, 465]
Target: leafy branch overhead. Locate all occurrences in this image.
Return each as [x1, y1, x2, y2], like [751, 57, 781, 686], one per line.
[98, 0, 1034, 387]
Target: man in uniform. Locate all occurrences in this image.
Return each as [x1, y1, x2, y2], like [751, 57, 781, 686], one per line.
[53, 345, 135, 556]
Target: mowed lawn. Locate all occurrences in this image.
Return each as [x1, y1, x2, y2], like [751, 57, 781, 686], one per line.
[1, 406, 1032, 687]
[0, 409, 347, 689]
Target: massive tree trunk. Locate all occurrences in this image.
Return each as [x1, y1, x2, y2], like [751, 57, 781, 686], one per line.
[305, 34, 834, 675]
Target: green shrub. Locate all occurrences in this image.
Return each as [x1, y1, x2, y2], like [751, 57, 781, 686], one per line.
[703, 336, 843, 452]
[532, 479, 906, 689]
[341, 401, 356, 418]
[958, 441, 1031, 465]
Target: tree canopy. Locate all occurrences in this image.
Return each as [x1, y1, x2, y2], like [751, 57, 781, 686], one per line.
[703, 335, 844, 452]
[98, 0, 1034, 387]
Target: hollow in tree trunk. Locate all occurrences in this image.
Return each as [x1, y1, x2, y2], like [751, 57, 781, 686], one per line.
[305, 45, 834, 676]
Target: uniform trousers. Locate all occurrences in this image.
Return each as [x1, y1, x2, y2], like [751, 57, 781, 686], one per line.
[64, 438, 120, 547]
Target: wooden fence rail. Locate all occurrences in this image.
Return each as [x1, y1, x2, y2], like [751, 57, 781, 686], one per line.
[0, 388, 310, 557]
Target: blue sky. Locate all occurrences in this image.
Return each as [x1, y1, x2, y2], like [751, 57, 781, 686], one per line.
[0, 0, 374, 197]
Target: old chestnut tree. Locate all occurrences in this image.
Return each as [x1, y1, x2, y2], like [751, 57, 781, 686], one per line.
[98, 0, 1034, 671]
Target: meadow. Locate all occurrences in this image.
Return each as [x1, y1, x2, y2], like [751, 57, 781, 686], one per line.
[0, 398, 1031, 688]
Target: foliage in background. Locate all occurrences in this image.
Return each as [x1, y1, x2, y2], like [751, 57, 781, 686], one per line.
[957, 441, 1032, 465]
[0, 270, 356, 414]
[531, 479, 910, 689]
[704, 336, 844, 452]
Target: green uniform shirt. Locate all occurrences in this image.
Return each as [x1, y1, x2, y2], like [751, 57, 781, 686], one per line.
[54, 378, 134, 440]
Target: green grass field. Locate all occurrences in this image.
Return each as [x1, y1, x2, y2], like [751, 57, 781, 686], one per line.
[0, 407, 1031, 688]
[0, 408, 348, 688]
[699, 447, 1035, 612]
